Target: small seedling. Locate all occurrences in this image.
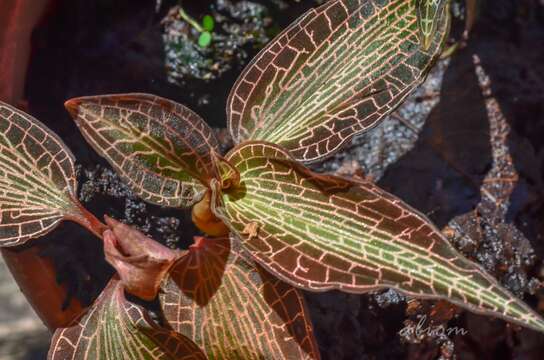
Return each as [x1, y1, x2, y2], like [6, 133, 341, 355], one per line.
[178, 7, 214, 48]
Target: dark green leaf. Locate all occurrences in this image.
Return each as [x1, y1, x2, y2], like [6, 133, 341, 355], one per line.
[202, 15, 215, 32]
[66, 94, 219, 208]
[199, 32, 212, 48]
[227, 0, 451, 163]
[214, 141, 544, 333]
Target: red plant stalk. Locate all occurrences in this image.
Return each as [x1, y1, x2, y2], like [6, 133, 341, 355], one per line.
[65, 199, 110, 239]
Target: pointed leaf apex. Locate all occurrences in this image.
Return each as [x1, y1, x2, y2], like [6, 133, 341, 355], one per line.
[64, 98, 81, 118]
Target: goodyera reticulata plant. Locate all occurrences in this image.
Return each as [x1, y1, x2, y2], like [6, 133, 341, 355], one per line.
[1, 1, 543, 359]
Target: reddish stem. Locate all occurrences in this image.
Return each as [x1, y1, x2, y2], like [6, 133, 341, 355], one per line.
[192, 191, 229, 237]
[64, 198, 108, 240]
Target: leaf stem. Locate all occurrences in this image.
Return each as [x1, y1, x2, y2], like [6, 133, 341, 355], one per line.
[65, 197, 108, 240]
[178, 7, 204, 33]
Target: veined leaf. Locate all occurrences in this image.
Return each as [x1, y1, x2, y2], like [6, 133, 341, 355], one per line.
[210, 150, 240, 191]
[227, 0, 450, 163]
[214, 141, 544, 333]
[48, 277, 206, 360]
[416, 0, 448, 50]
[65, 93, 219, 208]
[160, 235, 320, 360]
[0, 102, 81, 247]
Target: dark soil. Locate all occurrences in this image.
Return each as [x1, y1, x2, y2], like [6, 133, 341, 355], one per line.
[21, 0, 544, 359]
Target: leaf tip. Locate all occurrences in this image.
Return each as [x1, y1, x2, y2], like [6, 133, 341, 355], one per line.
[64, 98, 82, 118]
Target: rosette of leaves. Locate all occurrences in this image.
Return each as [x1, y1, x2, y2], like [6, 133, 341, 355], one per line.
[0, 101, 203, 357]
[0, 98, 320, 358]
[48, 218, 319, 359]
[2, 0, 544, 359]
[63, 0, 544, 336]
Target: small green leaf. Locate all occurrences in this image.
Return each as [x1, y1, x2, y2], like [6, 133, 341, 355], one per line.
[160, 235, 320, 360]
[0, 102, 83, 247]
[66, 93, 219, 208]
[227, 0, 451, 163]
[202, 15, 215, 32]
[214, 141, 544, 333]
[48, 277, 206, 359]
[198, 31, 212, 48]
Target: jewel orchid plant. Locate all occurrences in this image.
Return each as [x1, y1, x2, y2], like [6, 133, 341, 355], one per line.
[1, 0, 544, 359]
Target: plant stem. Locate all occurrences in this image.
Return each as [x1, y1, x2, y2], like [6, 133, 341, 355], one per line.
[65, 197, 108, 240]
[178, 6, 204, 33]
[192, 192, 230, 237]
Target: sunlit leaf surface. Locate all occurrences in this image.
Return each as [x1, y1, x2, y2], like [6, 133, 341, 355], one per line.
[66, 93, 219, 208]
[49, 277, 206, 360]
[0, 102, 80, 247]
[160, 236, 320, 359]
[216, 141, 544, 333]
[227, 0, 450, 163]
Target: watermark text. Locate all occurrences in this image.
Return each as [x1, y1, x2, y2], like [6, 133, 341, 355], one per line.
[399, 315, 468, 337]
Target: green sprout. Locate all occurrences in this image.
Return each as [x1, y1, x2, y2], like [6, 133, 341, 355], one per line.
[198, 31, 212, 48]
[178, 7, 215, 48]
[202, 14, 215, 32]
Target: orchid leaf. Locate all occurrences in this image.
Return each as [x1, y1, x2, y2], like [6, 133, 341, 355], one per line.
[160, 235, 320, 359]
[416, 0, 448, 50]
[214, 141, 544, 333]
[48, 277, 206, 360]
[0, 102, 83, 247]
[65, 94, 219, 208]
[227, 0, 451, 163]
